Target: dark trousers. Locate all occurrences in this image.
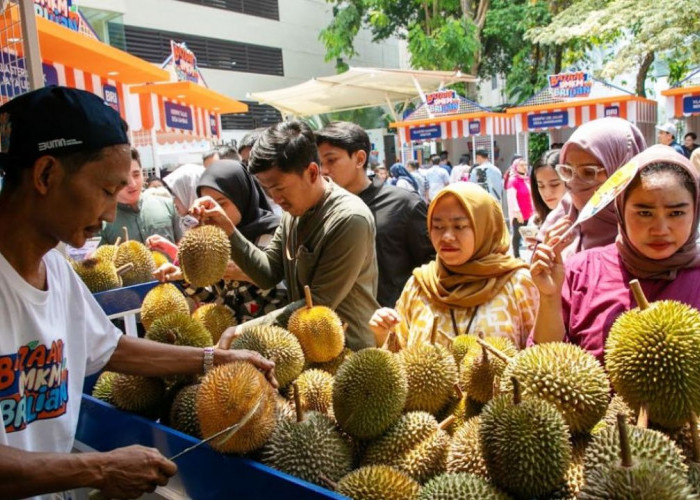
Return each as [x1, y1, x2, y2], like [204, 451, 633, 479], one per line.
[511, 218, 524, 258]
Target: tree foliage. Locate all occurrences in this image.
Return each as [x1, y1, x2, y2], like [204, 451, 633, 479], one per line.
[319, 0, 489, 93]
[527, 0, 700, 95]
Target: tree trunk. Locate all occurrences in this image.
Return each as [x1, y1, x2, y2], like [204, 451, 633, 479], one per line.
[636, 51, 654, 97]
[554, 45, 563, 74]
[423, 1, 431, 35]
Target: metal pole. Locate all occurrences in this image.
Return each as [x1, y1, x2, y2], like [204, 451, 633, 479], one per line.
[19, 0, 44, 91]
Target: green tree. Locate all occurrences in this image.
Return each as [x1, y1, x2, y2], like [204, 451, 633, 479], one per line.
[527, 0, 700, 96]
[319, 0, 489, 96]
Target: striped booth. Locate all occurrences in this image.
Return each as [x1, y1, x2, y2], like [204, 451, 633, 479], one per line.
[505, 78, 658, 162]
[661, 69, 700, 142]
[390, 94, 516, 167]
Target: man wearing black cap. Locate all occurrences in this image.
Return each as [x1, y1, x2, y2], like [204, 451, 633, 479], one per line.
[0, 86, 276, 499]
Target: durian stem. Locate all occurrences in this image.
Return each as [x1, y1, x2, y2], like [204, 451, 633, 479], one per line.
[303, 285, 313, 309]
[690, 412, 700, 463]
[629, 279, 649, 310]
[430, 315, 439, 345]
[511, 376, 521, 405]
[318, 473, 338, 491]
[292, 383, 303, 423]
[382, 330, 402, 353]
[617, 413, 633, 468]
[438, 415, 456, 431]
[437, 329, 452, 344]
[116, 263, 134, 276]
[453, 383, 464, 400]
[637, 403, 649, 429]
[476, 337, 512, 364]
[122, 226, 129, 243]
[292, 382, 303, 423]
[342, 322, 349, 334]
[114, 236, 122, 247]
[480, 344, 489, 364]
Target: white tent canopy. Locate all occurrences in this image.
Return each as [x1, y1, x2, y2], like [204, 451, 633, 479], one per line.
[248, 67, 476, 118]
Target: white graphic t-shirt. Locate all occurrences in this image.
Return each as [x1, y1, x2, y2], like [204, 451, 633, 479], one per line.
[0, 249, 121, 456]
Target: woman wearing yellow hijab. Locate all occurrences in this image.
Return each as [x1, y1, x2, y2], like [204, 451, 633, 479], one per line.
[369, 183, 539, 349]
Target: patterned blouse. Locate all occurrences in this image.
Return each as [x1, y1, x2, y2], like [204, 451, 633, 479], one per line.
[395, 268, 538, 350]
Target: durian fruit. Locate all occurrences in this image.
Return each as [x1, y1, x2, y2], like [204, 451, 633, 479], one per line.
[71, 258, 125, 293]
[398, 340, 458, 415]
[230, 325, 304, 389]
[114, 231, 156, 286]
[146, 312, 213, 348]
[332, 348, 408, 440]
[548, 435, 589, 500]
[291, 369, 334, 415]
[169, 384, 201, 438]
[446, 417, 488, 478]
[460, 336, 517, 404]
[151, 250, 170, 268]
[287, 286, 344, 363]
[307, 347, 353, 375]
[111, 374, 165, 418]
[439, 384, 483, 434]
[583, 417, 688, 483]
[580, 414, 695, 500]
[606, 296, 700, 429]
[336, 465, 421, 500]
[591, 394, 635, 435]
[262, 387, 353, 487]
[196, 361, 277, 454]
[275, 395, 296, 423]
[177, 225, 231, 288]
[140, 283, 189, 330]
[419, 472, 510, 500]
[192, 303, 236, 344]
[92, 236, 121, 262]
[480, 377, 572, 498]
[452, 335, 479, 365]
[362, 411, 452, 483]
[92, 371, 119, 404]
[500, 342, 609, 434]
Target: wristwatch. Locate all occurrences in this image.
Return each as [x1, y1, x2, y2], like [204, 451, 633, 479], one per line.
[203, 347, 215, 374]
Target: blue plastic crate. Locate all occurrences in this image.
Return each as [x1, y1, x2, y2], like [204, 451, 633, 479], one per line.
[76, 396, 347, 499]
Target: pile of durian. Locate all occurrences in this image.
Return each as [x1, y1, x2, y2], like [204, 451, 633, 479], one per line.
[71, 224, 231, 292]
[93, 281, 700, 500]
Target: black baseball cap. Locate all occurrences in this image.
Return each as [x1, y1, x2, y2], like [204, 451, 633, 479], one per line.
[0, 86, 129, 168]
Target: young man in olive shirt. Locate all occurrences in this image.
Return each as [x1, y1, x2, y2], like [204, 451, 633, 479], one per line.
[193, 121, 379, 350]
[316, 122, 434, 307]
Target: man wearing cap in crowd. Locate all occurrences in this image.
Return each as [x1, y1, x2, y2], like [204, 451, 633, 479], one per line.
[0, 86, 276, 499]
[202, 149, 219, 168]
[99, 147, 182, 245]
[656, 122, 686, 156]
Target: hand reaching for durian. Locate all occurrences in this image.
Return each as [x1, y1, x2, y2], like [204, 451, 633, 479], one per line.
[530, 243, 565, 297]
[214, 344, 279, 389]
[146, 235, 178, 261]
[189, 196, 235, 236]
[369, 307, 401, 345]
[152, 262, 183, 282]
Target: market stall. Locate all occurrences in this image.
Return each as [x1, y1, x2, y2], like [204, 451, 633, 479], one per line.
[0, 4, 247, 175]
[506, 72, 658, 162]
[390, 91, 515, 170]
[661, 68, 700, 141]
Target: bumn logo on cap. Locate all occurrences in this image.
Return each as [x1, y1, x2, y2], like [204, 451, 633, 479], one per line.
[38, 138, 84, 151]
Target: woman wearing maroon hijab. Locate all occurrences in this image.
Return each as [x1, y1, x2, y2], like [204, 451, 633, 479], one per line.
[530, 145, 700, 363]
[538, 117, 646, 259]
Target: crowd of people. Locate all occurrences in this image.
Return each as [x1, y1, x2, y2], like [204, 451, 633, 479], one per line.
[2, 85, 700, 498]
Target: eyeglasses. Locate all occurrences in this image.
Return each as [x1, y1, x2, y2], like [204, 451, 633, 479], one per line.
[555, 164, 606, 184]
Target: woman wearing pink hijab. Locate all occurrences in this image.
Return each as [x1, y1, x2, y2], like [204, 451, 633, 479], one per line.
[530, 145, 700, 363]
[537, 117, 646, 258]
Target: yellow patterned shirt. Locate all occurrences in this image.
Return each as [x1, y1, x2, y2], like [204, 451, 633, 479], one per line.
[395, 268, 538, 350]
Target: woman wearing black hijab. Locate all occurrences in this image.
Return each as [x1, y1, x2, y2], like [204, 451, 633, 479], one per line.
[155, 160, 287, 324]
[197, 160, 280, 246]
